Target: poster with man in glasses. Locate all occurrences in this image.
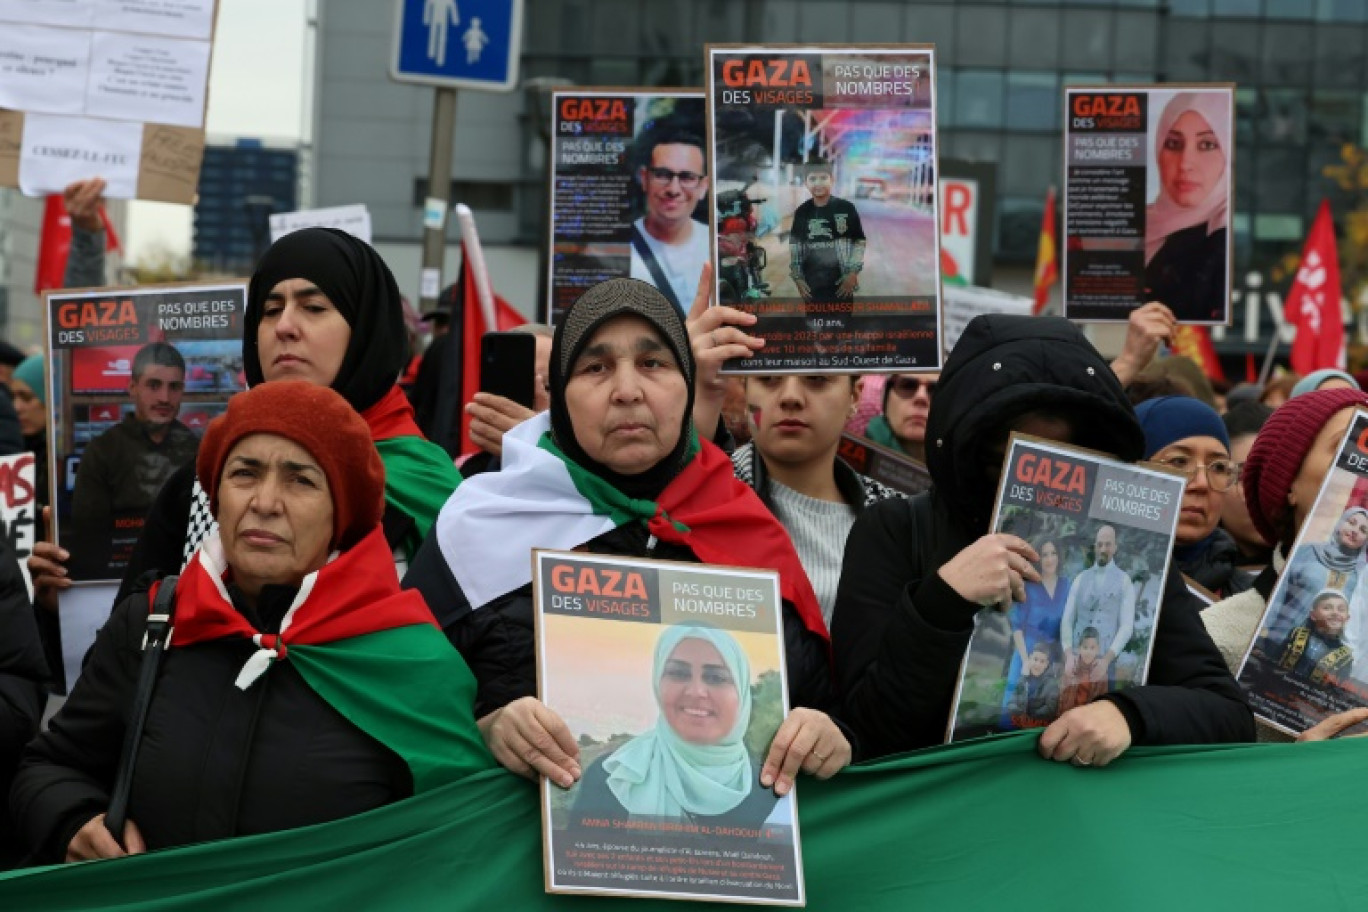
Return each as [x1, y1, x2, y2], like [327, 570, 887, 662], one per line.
[546, 89, 707, 325]
[706, 46, 943, 373]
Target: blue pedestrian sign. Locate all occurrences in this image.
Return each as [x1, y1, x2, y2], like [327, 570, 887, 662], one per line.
[390, 0, 523, 91]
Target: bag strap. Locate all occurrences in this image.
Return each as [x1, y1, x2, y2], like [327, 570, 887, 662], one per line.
[630, 224, 683, 311]
[104, 575, 178, 844]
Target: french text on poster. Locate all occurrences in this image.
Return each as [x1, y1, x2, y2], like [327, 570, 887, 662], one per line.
[947, 435, 1185, 742]
[1062, 84, 1233, 325]
[44, 281, 246, 583]
[1237, 410, 1368, 736]
[0, 0, 217, 202]
[707, 45, 942, 373]
[546, 89, 707, 325]
[534, 549, 804, 905]
[270, 204, 373, 245]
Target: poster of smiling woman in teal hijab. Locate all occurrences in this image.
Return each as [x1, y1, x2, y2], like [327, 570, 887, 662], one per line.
[535, 550, 802, 906]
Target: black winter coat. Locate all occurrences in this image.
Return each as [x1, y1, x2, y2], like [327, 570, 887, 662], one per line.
[831, 315, 1254, 761]
[403, 521, 834, 720]
[0, 538, 48, 867]
[10, 583, 411, 864]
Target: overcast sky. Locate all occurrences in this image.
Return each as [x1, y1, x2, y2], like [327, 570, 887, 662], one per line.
[125, 0, 309, 264]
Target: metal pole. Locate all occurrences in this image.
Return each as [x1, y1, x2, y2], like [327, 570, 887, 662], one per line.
[420, 87, 458, 312]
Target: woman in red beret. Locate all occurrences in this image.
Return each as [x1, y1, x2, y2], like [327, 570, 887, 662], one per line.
[10, 382, 492, 864]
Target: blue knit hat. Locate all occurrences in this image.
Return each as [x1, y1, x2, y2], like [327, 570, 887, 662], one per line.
[12, 355, 43, 405]
[1291, 369, 1359, 399]
[1134, 395, 1230, 459]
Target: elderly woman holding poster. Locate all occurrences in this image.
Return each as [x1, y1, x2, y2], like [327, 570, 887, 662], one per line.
[405, 278, 848, 796]
[1143, 91, 1230, 323]
[11, 382, 492, 863]
[570, 624, 780, 828]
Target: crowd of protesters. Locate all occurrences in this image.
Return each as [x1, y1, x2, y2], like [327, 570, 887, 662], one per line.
[2, 179, 1367, 871]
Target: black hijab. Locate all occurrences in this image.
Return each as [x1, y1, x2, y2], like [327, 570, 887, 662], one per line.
[244, 227, 407, 413]
[550, 278, 696, 500]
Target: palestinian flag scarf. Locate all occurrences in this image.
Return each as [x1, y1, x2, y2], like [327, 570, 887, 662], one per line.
[434, 413, 827, 640]
[165, 525, 494, 792]
[362, 385, 462, 555]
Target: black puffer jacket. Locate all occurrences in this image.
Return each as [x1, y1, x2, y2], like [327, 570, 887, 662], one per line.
[10, 583, 411, 864]
[1178, 527, 1254, 599]
[404, 521, 834, 719]
[0, 538, 48, 868]
[831, 315, 1254, 761]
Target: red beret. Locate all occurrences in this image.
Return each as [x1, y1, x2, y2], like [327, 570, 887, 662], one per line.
[1243, 387, 1368, 546]
[197, 381, 385, 550]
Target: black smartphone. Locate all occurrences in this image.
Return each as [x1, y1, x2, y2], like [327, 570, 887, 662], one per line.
[479, 331, 536, 409]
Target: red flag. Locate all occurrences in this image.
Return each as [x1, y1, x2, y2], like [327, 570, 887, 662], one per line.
[34, 195, 121, 294]
[1170, 325, 1226, 383]
[1284, 200, 1344, 374]
[1032, 186, 1058, 315]
[457, 243, 526, 455]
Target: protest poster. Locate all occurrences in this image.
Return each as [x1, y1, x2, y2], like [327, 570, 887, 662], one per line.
[947, 435, 1184, 742]
[45, 281, 247, 583]
[269, 204, 373, 245]
[545, 89, 707, 325]
[837, 432, 930, 496]
[0, 452, 38, 601]
[707, 46, 942, 373]
[534, 549, 803, 906]
[1237, 410, 1368, 736]
[0, 0, 218, 203]
[1063, 84, 1234, 325]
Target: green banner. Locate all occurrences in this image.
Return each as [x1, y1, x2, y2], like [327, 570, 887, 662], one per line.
[4, 732, 1365, 910]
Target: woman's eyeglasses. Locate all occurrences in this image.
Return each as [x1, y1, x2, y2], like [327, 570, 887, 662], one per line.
[887, 377, 938, 399]
[1151, 455, 1239, 492]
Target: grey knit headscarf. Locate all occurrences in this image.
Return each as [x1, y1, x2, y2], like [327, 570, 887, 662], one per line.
[549, 278, 697, 500]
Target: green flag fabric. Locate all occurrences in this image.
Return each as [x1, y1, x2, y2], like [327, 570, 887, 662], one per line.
[374, 434, 462, 556]
[289, 625, 495, 793]
[4, 732, 1365, 909]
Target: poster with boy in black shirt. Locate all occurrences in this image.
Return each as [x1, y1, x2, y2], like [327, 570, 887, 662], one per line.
[789, 161, 866, 303]
[707, 45, 943, 373]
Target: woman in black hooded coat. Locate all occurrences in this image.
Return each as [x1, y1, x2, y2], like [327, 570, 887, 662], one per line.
[831, 315, 1254, 763]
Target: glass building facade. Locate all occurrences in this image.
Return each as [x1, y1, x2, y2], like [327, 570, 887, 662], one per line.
[518, 0, 1368, 289]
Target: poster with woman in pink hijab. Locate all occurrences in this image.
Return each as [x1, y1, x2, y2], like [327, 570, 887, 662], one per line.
[1063, 85, 1233, 325]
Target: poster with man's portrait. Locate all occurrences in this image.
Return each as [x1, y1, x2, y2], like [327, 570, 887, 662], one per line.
[1063, 84, 1234, 325]
[707, 45, 943, 373]
[45, 282, 246, 583]
[947, 436, 1185, 743]
[546, 89, 708, 325]
[1238, 410, 1368, 736]
[534, 550, 803, 906]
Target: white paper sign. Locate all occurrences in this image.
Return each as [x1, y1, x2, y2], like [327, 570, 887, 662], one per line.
[94, 0, 214, 40]
[86, 30, 210, 128]
[0, 0, 95, 28]
[269, 204, 373, 244]
[0, 24, 92, 116]
[18, 113, 143, 197]
[420, 267, 440, 300]
[943, 284, 1034, 354]
[57, 583, 120, 693]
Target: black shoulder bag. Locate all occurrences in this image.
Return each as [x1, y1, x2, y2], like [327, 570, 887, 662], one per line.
[104, 575, 178, 844]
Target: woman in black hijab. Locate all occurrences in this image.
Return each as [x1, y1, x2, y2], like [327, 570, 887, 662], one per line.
[27, 228, 463, 609]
